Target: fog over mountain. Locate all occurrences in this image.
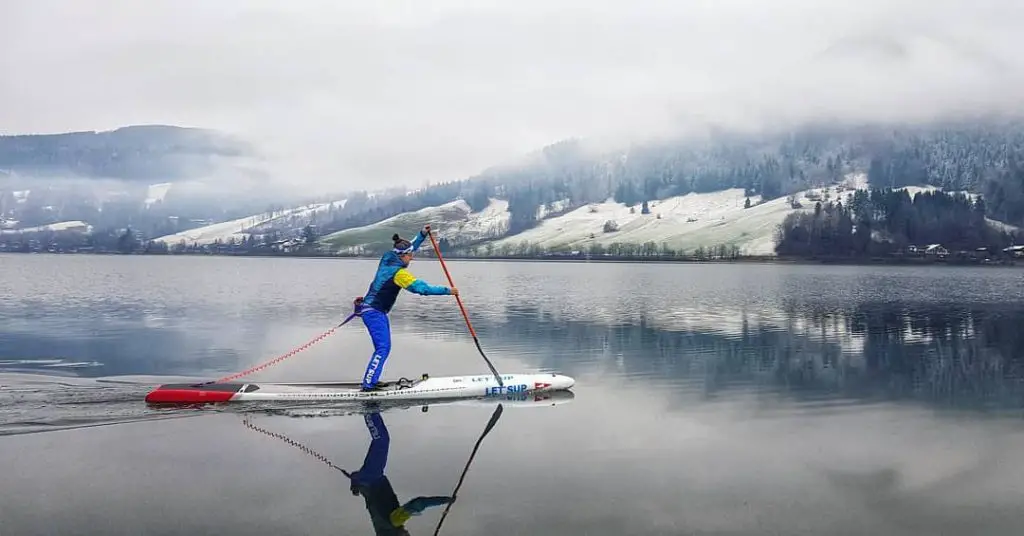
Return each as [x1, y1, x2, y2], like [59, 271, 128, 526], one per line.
[3, 0, 1023, 196]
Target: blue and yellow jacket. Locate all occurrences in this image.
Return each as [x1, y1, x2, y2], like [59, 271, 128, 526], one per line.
[360, 231, 450, 314]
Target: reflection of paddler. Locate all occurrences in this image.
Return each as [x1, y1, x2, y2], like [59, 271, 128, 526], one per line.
[240, 404, 504, 535]
[348, 412, 452, 535]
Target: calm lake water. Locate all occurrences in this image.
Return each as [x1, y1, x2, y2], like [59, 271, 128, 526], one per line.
[2, 254, 1024, 535]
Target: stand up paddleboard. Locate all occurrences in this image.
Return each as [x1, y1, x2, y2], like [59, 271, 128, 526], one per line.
[144, 372, 575, 404]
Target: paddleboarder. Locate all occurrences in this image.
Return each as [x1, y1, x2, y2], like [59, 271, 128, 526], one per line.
[355, 225, 458, 391]
[349, 411, 453, 535]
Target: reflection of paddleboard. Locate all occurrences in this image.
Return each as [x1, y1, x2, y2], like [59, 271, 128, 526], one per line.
[254, 390, 576, 418]
[457, 388, 575, 406]
[409, 388, 576, 410]
[144, 372, 576, 404]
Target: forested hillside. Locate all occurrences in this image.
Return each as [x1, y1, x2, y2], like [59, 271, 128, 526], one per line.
[862, 121, 1024, 224]
[313, 119, 1024, 239]
[775, 188, 1014, 257]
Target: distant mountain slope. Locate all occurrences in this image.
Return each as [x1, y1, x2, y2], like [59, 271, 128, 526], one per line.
[153, 199, 347, 246]
[309, 118, 1024, 240]
[487, 188, 780, 255]
[5, 117, 1024, 251]
[319, 178, 849, 256]
[319, 198, 510, 254]
[0, 125, 252, 181]
[317, 173, 1019, 257]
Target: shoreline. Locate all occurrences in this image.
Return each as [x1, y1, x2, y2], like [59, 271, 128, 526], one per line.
[1, 250, 1018, 267]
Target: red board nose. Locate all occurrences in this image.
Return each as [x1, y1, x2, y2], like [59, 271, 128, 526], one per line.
[144, 383, 242, 404]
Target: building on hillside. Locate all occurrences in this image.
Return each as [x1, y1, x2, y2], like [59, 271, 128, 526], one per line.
[1003, 245, 1024, 258]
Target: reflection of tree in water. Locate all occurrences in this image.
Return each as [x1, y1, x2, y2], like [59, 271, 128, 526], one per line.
[790, 301, 1024, 411]
[442, 302, 1024, 413]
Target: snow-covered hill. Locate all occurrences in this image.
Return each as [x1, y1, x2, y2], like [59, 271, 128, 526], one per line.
[152, 199, 347, 246]
[487, 174, 870, 255]
[312, 173, 1018, 257]
[492, 189, 776, 254]
[319, 198, 511, 254]
[0, 220, 93, 235]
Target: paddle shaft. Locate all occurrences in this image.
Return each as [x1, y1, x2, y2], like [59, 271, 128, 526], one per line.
[425, 229, 504, 387]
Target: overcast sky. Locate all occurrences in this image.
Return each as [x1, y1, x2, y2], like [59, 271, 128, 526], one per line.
[3, 0, 1023, 193]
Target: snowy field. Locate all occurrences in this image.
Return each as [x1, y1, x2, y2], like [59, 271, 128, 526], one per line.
[485, 177, 875, 255]
[152, 199, 347, 246]
[0, 220, 93, 235]
[488, 188, 780, 254]
[317, 172, 1019, 256]
[316, 174, 873, 256]
[483, 172, 1013, 255]
[320, 198, 511, 253]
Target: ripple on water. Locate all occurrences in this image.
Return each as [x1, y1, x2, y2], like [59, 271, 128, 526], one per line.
[0, 373, 207, 435]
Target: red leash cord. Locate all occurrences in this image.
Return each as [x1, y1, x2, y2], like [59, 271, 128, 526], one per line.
[201, 314, 357, 385]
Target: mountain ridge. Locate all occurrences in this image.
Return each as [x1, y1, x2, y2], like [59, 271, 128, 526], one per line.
[4, 117, 1024, 258]
[0, 124, 253, 182]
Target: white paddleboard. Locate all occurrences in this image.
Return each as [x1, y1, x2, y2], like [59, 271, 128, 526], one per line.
[145, 372, 575, 404]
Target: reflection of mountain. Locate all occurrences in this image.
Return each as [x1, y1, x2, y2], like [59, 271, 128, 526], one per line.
[784, 301, 1024, 402]
[405, 301, 1024, 413]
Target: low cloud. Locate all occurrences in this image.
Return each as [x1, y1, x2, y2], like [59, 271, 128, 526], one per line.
[3, 0, 1023, 195]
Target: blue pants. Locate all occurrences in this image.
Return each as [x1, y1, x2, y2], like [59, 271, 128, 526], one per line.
[360, 309, 392, 389]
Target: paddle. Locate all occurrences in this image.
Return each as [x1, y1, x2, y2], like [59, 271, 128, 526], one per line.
[432, 403, 504, 536]
[425, 225, 504, 387]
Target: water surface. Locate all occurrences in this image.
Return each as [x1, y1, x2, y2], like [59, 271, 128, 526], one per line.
[2, 254, 1024, 535]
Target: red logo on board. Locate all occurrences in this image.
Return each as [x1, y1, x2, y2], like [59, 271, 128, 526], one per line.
[534, 382, 551, 390]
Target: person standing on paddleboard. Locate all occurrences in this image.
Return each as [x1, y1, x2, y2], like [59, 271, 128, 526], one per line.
[354, 225, 458, 392]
